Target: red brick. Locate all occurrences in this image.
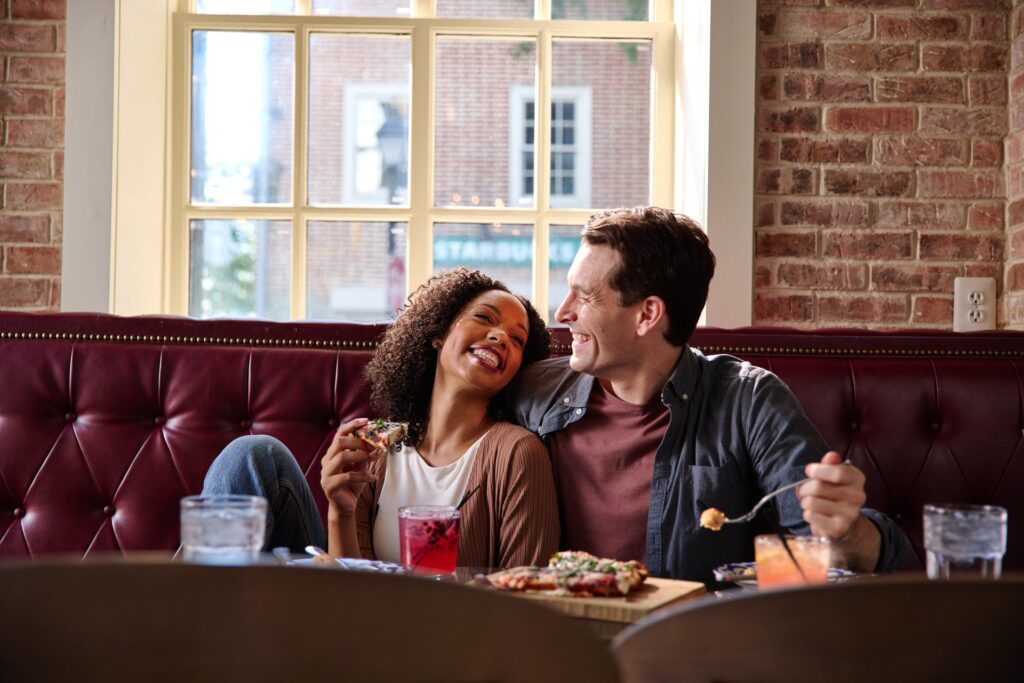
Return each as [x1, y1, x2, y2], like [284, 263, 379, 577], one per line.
[874, 137, 966, 166]
[780, 137, 870, 163]
[923, 45, 1007, 73]
[1009, 166, 1024, 196]
[5, 119, 63, 148]
[828, 0, 917, 7]
[822, 231, 914, 259]
[1007, 131, 1024, 164]
[0, 214, 48, 242]
[871, 264, 959, 291]
[1011, 100, 1024, 129]
[760, 74, 779, 100]
[919, 233, 1004, 260]
[10, 0, 65, 20]
[757, 200, 776, 227]
[782, 74, 871, 101]
[876, 76, 962, 104]
[877, 201, 964, 229]
[0, 151, 50, 179]
[754, 293, 814, 323]
[54, 87, 64, 117]
[1014, 34, 1024, 70]
[0, 23, 53, 52]
[824, 169, 913, 197]
[778, 263, 867, 289]
[1007, 263, 1024, 290]
[760, 42, 822, 69]
[819, 295, 909, 323]
[0, 277, 48, 306]
[971, 13, 1007, 41]
[971, 139, 1001, 167]
[969, 76, 1007, 106]
[48, 277, 60, 309]
[755, 266, 772, 288]
[876, 14, 966, 40]
[912, 297, 954, 324]
[825, 44, 917, 72]
[824, 106, 915, 133]
[53, 150, 62, 180]
[762, 0, 823, 5]
[781, 199, 870, 226]
[964, 263, 1002, 281]
[8, 56, 65, 86]
[918, 170, 1003, 198]
[1011, 72, 1024, 101]
[1006, 293, 1024, 326]
[4, 182, 62, 210]
[758, 11, 778, 36]
[758, 138, 779, 162]
[922, 0, 1010, 9]
[4, 245, 60, 275]
[968, 203, 1004, 231]
[0, 86, 50, 116]
[756, 231, 817, 257]
[1009, 200, 1024, 228]
[774, 9, 872, 40]
[919, 108, 1006, 135]
[759, 106, 819, 133]
[1013, 228, 1024, 256]
[756, 167, 817, 194]
[51, 212, 61, 241]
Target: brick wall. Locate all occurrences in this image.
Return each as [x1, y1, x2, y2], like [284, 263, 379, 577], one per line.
[0, 0, 64, 312]
[1009, 2, 1024, 326]
[755, 0, 1012, 329]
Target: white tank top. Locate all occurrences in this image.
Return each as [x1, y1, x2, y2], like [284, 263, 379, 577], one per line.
[372, 432, 486, 563]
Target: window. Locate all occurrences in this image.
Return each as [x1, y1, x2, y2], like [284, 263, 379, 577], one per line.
[169, 0, 676, 322]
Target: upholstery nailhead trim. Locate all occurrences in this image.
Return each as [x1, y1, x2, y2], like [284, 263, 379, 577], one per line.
[0, 331, 380, 351]
[695, 344, 1024, 359]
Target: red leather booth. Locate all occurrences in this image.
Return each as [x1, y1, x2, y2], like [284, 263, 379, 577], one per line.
[1, 312, 1022, 569]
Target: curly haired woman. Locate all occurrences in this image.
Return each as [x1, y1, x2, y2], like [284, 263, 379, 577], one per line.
[202, 268, 560, 568]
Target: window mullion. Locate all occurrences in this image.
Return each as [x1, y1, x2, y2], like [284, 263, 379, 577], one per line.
[407, 23, 434, 298]
[291, 23, 310, 319]
[412, 0, 434, 19]
[536, 0, 551, 20]
[651, 22, 674, 207]
[296, 0, 312, 15]
[532, 28, 552, 320]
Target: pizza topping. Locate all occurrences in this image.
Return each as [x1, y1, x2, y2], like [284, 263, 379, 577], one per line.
[355, 419, 408, 453]
[488, 551, 649, 598]
[700, 507, 727, 531]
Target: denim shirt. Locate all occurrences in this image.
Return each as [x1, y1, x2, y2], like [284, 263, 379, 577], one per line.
[509, 346, 911, 583]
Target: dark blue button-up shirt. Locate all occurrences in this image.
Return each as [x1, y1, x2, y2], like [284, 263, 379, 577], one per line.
[510, 346, 911, 583]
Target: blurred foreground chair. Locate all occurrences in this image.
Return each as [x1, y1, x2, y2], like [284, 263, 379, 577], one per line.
[612, 576, 1024, 683]
[0, 560, 619, 683]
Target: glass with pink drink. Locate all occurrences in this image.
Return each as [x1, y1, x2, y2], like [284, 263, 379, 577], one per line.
[398, 505, 461, 577]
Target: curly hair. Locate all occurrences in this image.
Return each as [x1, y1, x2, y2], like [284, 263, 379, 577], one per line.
[365, 268, 550, 445]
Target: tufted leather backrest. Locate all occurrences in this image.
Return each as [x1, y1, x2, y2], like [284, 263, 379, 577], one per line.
[1, 314, 1022, 569]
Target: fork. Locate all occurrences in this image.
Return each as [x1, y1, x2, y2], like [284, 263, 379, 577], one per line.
[722, 459, 852, 525]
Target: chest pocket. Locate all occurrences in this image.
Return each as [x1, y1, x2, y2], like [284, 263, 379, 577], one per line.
[684, 461, 749, 537]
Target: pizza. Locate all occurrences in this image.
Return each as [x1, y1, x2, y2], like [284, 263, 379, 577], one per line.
[488, 551, 649, 598]
[355, 419, 408, 452]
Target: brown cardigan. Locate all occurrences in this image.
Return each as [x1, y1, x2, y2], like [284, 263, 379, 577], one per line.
[355, 421, 560, 569]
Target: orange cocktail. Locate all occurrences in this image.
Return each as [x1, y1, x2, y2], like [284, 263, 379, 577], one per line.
[754, 534, 830, 589]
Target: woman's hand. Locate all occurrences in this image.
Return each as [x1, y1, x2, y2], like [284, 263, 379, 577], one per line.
[321, 418, 380, 517]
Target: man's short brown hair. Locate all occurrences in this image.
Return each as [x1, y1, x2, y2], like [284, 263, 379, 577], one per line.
[581, 206, 715, 346]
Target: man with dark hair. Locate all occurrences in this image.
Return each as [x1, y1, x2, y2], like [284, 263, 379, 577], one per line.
[512, 206, 909, 582]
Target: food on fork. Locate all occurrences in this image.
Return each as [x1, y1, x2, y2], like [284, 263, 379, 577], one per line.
[488, 551, 649, 597]
[355, 419, 408, 452]
[700, 507, 727, 531]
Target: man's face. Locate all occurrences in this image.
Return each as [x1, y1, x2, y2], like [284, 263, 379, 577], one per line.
[554, 243, 641, 380]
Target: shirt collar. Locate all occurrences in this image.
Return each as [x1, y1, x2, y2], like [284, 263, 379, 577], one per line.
[662, 345, 700, 404]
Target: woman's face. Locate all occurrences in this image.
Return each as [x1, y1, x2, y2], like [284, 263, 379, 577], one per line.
[435, 289, 531, 398]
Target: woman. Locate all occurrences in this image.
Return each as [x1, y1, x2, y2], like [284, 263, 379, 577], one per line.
[203, 268, 559, 568]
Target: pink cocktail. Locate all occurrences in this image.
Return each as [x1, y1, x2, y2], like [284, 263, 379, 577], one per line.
[398, 505, 461, 577]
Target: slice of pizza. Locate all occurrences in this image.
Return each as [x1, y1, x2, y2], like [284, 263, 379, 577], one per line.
[488, 552, 649, 597]
[354, 419, 408, 453]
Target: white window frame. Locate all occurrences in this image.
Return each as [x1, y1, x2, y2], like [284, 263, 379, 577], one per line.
[66, 0, 755, 327]
[509, 84, 592, 210]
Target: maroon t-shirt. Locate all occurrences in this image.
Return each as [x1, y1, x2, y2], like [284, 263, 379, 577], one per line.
[547, 380, 669, 562]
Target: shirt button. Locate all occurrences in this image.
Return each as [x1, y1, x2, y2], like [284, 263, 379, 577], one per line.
[575, 408, 583, 415]
[563, 397, 571, 404]
[681, 393, 688, 401]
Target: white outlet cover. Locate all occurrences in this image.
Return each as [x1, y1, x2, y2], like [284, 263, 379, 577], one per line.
[953, 276, 996, 332]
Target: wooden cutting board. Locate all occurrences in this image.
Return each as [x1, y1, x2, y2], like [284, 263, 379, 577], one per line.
[501, 577, 706, 624]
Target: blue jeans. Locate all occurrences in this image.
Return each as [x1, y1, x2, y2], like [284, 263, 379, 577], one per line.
[202, 435, 327, 552]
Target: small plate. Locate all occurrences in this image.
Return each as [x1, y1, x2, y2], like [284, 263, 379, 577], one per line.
[713, 561, 856, 590]
[289, 557, 405, 573]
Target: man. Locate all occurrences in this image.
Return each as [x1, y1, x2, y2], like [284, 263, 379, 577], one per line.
[512, 206, 910, 582]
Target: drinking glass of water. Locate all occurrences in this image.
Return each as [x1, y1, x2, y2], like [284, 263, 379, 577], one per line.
[180, 495, 268, 565]
[923, 504, 1007, 579]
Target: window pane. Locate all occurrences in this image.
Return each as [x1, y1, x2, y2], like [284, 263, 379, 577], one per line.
[189, 220, 291, 320]
[552, 0, 649, 21]
[435, 37, 535, 209]
[307, 221, 407, 321]
[191, 31, 294, 205]
[548, 224, 582, 323]
[433, 223, 534, 300]
[311, 0, 411, 16]
[308, 34, 411, 206]
[436, 0, 532, 19]
[553, 39, 649, 209]
[196, 0, 295, 14]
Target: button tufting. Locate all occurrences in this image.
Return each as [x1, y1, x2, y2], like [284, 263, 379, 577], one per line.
[64, 412, 76, 422]
[930, 422, 941, 433]
[154, 416, 165, 426]
[328, 418, 339, 428]
[13, 507, 25, 518]
[240, 419, 253, 429]
[103, 505, 115, 517]
[849, 421, 859, 432]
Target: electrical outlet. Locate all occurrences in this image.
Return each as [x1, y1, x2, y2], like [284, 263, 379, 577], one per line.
[953, 277, 996, 332]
